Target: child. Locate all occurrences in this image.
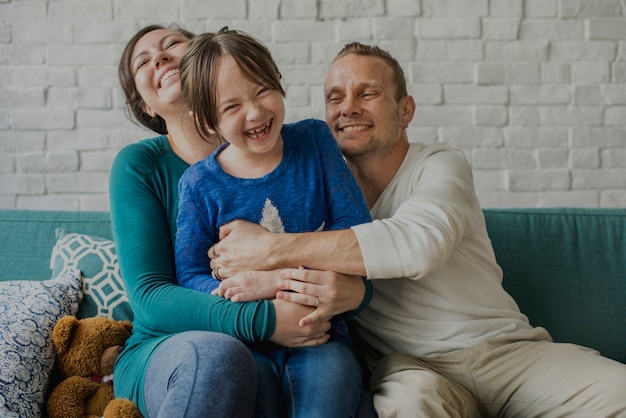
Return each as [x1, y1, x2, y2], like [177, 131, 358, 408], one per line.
[176, 27, 371, 417]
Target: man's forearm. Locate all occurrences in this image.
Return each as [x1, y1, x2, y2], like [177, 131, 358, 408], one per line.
[267, 228, 367, 277]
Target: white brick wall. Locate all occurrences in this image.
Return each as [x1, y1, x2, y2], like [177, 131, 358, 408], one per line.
[1, 0, 626, 210]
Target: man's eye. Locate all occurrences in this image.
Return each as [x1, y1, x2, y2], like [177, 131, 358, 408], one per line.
[326, 95, 342, 103]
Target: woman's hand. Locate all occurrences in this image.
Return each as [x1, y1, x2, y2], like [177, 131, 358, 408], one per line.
[270, 299, 330, 348]
[212, 270, 282, 302]
[208, 220, 273, 277]
[276, 267, 366, 326]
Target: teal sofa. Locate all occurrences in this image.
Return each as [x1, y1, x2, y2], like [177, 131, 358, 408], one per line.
[0, 208, 625, 416]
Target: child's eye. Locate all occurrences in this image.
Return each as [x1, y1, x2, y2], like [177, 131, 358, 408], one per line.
[223, 103, 239, 113]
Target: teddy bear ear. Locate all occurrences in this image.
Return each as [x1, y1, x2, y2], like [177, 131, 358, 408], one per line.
[52, 315, 80, 355]
[121, 320, 133, 334]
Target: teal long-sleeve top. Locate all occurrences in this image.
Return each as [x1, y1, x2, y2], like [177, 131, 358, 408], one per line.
[109, 135, 275, 415]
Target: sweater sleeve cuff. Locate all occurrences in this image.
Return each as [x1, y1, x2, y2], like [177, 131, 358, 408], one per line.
[345, 277, 372, 320]
[351, 220, 404, 279]
[238, 300, 275, 343]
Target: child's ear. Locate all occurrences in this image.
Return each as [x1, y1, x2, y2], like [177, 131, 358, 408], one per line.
[188, 111, 218, 135]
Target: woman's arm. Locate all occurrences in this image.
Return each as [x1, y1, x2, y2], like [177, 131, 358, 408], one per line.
[109, 141, 328, 346]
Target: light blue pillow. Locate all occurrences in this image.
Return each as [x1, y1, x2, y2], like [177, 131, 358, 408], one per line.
[50, 228, 133, 322]
[0, 270, 82, 418]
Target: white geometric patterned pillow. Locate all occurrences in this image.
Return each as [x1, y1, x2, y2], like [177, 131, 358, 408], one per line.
[0, 270, 82, 418]
[50, 229, 133, 321]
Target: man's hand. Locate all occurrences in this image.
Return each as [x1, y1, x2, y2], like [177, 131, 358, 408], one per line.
[276, 267, 366, 326]
[270, 299, 330, 347]
[208, 220, 274, 277]
[212, 270, 282, 302]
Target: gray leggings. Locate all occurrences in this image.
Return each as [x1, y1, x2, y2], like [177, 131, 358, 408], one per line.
[144, 331, 257, 418]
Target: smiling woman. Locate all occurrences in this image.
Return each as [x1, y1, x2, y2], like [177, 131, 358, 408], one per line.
[118, 26, 192, 136]
[111, 25, 262, 417]
[110, 24, 361, 418]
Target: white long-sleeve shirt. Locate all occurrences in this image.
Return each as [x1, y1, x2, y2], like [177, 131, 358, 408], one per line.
[352, 143, 532, 358]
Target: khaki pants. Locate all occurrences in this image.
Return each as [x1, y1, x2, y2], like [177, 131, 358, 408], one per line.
[367, 328, 626, 418]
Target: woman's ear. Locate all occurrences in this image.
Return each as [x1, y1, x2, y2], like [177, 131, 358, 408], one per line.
[141, 100, 157, 118]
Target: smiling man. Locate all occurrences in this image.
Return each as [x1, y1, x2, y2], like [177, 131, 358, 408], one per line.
[209, 42, 626, 418]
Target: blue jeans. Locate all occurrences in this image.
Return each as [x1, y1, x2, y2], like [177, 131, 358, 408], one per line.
[251, 319, 362, 418]
[144, 331, 257, 418]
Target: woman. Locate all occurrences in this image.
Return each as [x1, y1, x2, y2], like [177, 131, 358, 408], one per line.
[111, 25, 371, 417]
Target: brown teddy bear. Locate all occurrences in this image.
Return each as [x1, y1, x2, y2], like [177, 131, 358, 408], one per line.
[46, 315, 143, 418]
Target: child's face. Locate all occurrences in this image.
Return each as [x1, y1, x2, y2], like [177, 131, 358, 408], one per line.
[214, 54, 285, 157]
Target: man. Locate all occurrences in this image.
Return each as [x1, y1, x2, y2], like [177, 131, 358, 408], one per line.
[209, 42, 626, 417]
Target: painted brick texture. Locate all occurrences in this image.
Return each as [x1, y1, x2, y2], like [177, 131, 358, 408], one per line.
[1, 0, 626, 210]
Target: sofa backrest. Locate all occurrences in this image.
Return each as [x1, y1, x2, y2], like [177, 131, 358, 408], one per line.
[0, 210, 112, 282]
[484, 208, 626, 364]
[1, 208, 624, 363]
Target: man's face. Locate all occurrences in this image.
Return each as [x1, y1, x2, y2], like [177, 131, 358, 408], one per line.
[324, 53, 406, 162]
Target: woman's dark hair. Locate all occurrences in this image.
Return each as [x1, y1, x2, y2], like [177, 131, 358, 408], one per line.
[180, 27, 285, 140]
[118, 24, 195, 134]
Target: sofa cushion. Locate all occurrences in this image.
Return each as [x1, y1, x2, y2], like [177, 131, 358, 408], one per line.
[0, 270, 82, 418]
[50, 229, 133, 322]
[484, 207, 626, 364]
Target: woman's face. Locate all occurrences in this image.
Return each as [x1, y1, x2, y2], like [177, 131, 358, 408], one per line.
[131, 29, 190, 119]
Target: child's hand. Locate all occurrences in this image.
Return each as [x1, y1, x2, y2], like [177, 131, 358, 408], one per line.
[212, 269, 282, 301]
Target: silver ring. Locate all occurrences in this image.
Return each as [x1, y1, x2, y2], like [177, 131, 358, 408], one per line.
[210, 247, 218, 258]
[212, 266, 222, 280]
[315, 297, 320, 307]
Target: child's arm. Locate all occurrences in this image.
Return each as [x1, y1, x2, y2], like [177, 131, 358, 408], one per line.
[212, 269, 283, 301]
[314, 121, 371, 229]
[175, 172, 221, 294]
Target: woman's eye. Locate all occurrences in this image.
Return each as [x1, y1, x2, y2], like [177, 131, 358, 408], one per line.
[166, 40, 180, 48]
[135, 60, 148, 72]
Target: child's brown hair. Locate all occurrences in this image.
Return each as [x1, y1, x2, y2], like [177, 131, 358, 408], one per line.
[180, 27, 285, 140]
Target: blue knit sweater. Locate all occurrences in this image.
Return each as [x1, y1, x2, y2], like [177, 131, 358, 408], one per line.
[176, 119, 371, 293]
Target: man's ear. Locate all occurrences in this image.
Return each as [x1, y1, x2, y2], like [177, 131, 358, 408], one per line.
[141, 100, 157, 118]
[399, 95, 416, 128]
